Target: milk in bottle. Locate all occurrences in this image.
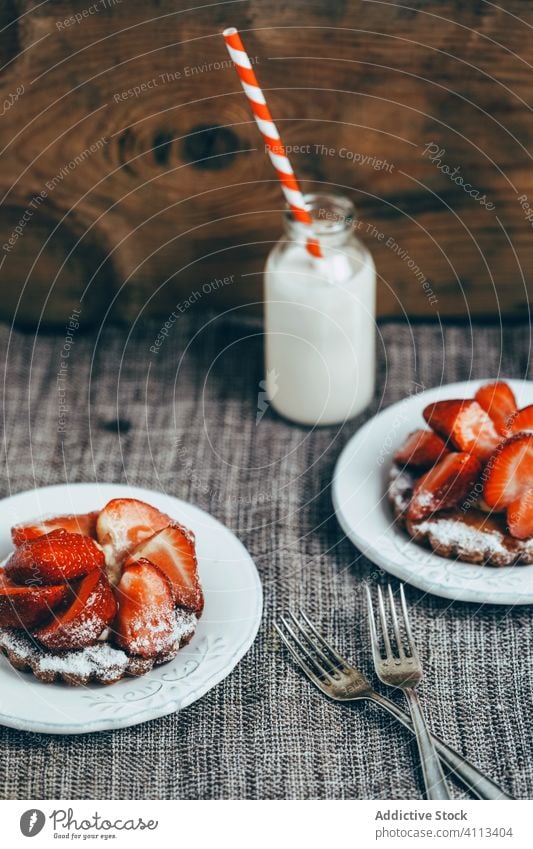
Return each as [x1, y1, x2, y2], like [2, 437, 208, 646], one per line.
[264, 193, 376, 425]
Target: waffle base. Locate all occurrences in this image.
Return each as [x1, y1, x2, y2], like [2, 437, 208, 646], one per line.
[388, 464, 533, 568]
[0, 608, 197, 686]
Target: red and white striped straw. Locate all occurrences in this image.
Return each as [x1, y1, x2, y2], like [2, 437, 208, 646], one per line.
[223, 26, 322, 258]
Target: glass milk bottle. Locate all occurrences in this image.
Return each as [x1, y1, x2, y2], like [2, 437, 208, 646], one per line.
[264, 193, 376, 426]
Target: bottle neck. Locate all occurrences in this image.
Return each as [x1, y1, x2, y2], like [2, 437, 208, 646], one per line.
[283, 192, 357, 248]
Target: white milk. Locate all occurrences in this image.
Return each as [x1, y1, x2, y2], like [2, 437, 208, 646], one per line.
[264, 194, 376, 426]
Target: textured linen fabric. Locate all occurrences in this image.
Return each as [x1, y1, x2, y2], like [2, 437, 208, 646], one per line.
[0, 314, 531, 800]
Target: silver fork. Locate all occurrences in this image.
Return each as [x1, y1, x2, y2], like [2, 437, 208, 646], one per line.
[366, 584, 451, 799]
[274, 609, 511, 800]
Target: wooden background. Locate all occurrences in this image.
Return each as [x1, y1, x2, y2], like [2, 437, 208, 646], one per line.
[1, 0, 532, 328]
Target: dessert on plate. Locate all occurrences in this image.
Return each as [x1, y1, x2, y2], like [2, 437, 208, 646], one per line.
[0, 498, 203, 685]
[388, 381, 533, 567]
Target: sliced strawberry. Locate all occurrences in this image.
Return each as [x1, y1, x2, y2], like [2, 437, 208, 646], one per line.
[507, 488, 533, 540]
[394, 429, 448, 469]
[113, 560, 175, 659]
[506, 404, 533, 436]
[483, 433, 533, 508]
[474, 381, 517, 435]
[96, 498, 171, 571]
[126, 522, 203, 614]
[11, 511, 99, 547]
[423, 399, 501, 461]
[407, 452, 482, 521]
[34, 570, 116, 650]
[5, 529, 104, 585]
[0, 573, 70, 628]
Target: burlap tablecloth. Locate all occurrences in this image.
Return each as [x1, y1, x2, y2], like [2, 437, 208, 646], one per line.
[0, 314, 531, 799]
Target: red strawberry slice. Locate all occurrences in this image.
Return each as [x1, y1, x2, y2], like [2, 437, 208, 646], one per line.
[11, 511, 99, 547]
[96, 498, 171, 571]
[507, 488, 533, 540]
[506, 404, 533, 436]
[0, 573, 70, 628]
[113, 560, 175, 659]
[5, 529, 104, 585]
[394, 429, 448, 469]
[407, 452, 482, 521]
[34, 570, 116, 650]
[483, 433, 533, 508]
[423, 399, 501, 461]
[474, 381, 517, 435]
[126, 523, 203, 614]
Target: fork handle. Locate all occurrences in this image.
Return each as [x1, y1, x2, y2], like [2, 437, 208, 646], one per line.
[402, 687, 452, 799]
[369, 692, 512, 800]
[403, 687, 452, 799]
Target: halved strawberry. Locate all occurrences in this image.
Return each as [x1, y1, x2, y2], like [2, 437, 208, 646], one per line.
[394, 429, 448, 469]
[113, 560, 175, 659]
[11, 511, 99, 547]
[506, 404, 533, 436]
[96, 498, 171, 571]
[34, 570, 116, 650]
[5, 529, 104, 585]
[423, 399, 501, 461]
[483, 433, 533, 508]
[126, 523, 203, 614]
[507, 488, 533, 540]
[474, 381, 517, 435]
[407, 452, 482, 521]
[0, 573, 70, 628]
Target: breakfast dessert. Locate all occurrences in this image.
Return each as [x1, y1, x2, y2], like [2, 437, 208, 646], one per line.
[0, 498, 203, 685]
[388, 381, 533, 567]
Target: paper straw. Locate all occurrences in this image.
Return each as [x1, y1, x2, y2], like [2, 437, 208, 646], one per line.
[223, 27, 322, 258]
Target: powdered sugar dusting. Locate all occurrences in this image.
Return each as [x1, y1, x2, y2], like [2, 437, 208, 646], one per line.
[173, 608, 196, 642]
[388, 466, 413, 514]
[122, 603, 196, 656]
[38, 642, 128, 678]
[0, 628, 40, 662]
[415, 517, 510, 557]
[43, 613, 106, 647]
[0, 609, 197, 685]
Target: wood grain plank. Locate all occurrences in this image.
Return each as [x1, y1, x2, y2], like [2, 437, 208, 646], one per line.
[0, 0, 532, 326]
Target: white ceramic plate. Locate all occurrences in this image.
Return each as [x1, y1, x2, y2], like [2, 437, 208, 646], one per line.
[333, 379, 533, 605]
[0, 483, 262, 734]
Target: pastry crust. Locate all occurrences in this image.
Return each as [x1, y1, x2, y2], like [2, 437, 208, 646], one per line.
[0, 608, 196, 686]
[388, 464, 533, 567]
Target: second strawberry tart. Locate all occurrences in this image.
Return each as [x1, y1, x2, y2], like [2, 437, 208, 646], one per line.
[389, 381, 533, 567]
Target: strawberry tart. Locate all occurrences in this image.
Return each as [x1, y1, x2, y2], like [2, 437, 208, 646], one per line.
[388, 381, 533, 567]
[0, 498, 203, 685]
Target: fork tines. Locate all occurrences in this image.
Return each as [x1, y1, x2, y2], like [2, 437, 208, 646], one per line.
[365, 583, 418, 662]
[274, 610, 347, 685]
